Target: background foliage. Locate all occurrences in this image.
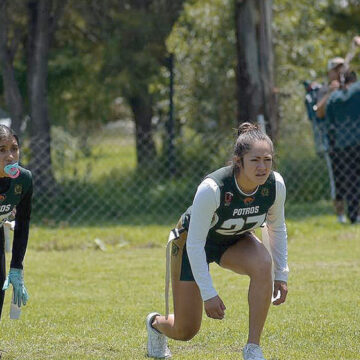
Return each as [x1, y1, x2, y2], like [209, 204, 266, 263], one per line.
[1, 0, 360, 225]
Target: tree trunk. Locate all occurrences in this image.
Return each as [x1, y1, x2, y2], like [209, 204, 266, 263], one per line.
[234, 0, 278, 139]
[27, 0, 55, 191]
[0, 0, 24, 135]
[234, 0, 262, 125]
[129, 95, 157, 168]
[257, 0, 278, 139]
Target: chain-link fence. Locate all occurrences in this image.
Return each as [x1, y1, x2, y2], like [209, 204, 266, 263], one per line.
[20, 113, 360, 227]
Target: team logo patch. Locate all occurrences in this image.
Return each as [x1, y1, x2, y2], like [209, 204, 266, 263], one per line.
[261, 188, 269, 197]
[0, 194, 6, 201]
[224, 192, 233, 206]
[244, 196, 255, 205]
[171, 243, 179, 256]
[14, 185, 22, 195]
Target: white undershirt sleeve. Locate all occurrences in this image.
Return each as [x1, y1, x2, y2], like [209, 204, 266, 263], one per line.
[186, 178, 220, 301]
[266, 172, 289, 282]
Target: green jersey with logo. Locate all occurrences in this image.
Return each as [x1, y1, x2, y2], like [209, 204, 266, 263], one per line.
[0, 167, 32, 319]
[182, 166, 276, 244]
[0, 166, 33, 269]
[0, 167, 32, 226]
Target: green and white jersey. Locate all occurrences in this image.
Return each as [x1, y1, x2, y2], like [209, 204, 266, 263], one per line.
[0, 167, 32, 227]
[183, 166, 276, 242]
[182, 166, 288, 301]
[0, 166, 33, 269]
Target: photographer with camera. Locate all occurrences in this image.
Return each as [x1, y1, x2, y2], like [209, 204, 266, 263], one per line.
[310, 36, 360, 223]
[325, 70, 360, 224]
[315, 57, 345, 119]
[313, 57, 347, 223]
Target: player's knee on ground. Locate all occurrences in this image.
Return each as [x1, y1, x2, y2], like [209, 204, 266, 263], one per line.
[171, 323, 200, 341]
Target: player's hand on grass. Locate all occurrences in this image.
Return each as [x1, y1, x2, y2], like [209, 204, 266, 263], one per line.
[204, 295, 226, 320]
[2, 268, 29, 306]
[272, 280, 288, 305]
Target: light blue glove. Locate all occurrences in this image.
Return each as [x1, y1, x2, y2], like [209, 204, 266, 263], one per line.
[2, 268, 29, 307]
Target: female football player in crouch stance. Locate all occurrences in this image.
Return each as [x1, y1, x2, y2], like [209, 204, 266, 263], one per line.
[146, 122, 289, 360]
[0, 125, 32, 322]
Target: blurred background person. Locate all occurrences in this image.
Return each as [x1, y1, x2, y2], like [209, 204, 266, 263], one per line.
[313, 36, 360, 223]
[315, 56, 347, 223]
[325, 69, 360, 224]
[316, 36, 360, 118]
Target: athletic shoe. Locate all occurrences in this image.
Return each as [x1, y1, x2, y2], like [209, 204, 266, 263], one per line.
[242, 343, 266, 360]
[146, 312, 171, 358]
[337, 214, 347, 224]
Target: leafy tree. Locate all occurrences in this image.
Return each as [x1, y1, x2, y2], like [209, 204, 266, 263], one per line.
[0, 0, 67, 191]
[273, 0, 359, 138]
[67, 0, 186, 167]
[234, 0, 277, 138]
[167, 0, 237, 133]
[168, 0, 360, 141]
[0, 0, 27, 135]
[325, 0, 360, 34]
[2, 0, 359, 173]
[45, 4, 113, 132]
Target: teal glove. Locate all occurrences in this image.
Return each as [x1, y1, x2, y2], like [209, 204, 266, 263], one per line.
[2, 268, 29, 306]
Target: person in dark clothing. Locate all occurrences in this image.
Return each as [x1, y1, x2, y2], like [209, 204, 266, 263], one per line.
[0, 124, 32, 320]
[325, 72, 360, 224]
[314, 36, 360, 223]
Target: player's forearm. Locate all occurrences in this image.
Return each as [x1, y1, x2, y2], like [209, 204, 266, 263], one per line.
[11, 220, 30, 269]
[316, 95, 329, 118]
[267, 227, 289, 282]
[187, 242, 218, 301]
[11, 190, 32, 269]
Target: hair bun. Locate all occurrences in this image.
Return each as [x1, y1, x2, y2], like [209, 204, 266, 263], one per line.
[237, 122, 259, 136]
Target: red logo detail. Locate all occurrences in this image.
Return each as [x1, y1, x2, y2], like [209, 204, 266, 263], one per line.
[244, 196, 255, 205]
[224, 192, 233, 206]
[0, 194, 6, 201]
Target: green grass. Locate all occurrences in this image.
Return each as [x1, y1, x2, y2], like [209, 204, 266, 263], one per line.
[0, 215, 359, 359]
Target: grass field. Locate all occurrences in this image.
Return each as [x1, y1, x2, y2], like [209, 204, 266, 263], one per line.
[0, 215, 359, 359]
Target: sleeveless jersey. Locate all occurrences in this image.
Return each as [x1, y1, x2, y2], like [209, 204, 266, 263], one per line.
[0, 167, 32, 227]
[182, 166, 276, 244]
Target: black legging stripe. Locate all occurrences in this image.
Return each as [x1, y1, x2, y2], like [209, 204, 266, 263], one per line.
[0, 227, 6, 320]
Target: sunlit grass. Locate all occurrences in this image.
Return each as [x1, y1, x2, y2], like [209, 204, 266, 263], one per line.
[0, 215, 359, 359]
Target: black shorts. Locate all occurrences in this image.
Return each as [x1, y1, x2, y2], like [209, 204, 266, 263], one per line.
[173, 230, 251, 282]
[329, 150, 346, 200]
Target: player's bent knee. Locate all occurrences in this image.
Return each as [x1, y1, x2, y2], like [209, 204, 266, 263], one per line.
[262, 251, 273, 270]
[172, 325, 200, 341]
[251, 250, 272, 278]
